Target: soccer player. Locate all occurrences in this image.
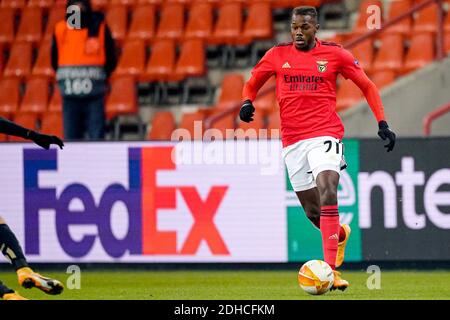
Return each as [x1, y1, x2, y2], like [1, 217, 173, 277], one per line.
[240, 6, 396, 291]
[0, 117, 65, 300]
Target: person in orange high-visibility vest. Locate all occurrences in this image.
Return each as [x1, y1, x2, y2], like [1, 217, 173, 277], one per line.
[52, 0, 117, 140]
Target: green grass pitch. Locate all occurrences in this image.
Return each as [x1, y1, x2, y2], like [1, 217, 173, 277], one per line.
[1, 270, 450, 300]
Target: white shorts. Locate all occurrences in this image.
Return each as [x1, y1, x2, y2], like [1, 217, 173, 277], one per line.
[282, 136, 347, 192]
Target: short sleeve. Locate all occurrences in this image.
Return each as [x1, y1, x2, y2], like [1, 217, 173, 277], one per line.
[251, 46, 276, 78]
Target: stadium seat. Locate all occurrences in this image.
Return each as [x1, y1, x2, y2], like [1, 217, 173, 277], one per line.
[155, 3, 185, 41]
[40, 111, 63, 137]
[216, 73, 245, 109]
[127, 4, 156, 43]
[369, 70, 396, 90]
[142, 39, 176, 82]
[184, 2, 213, 40]
[445, 6, 450, 34]
[0, 77, 21, 116]
[445, 32, 450, 55]
[9, 113, 38, 141]
[91, 0, 109, 10]
[235, 112, 264, 139]
[3, 42, 33, 78]
[211, 3, 242, 45]
[106, 5, 128, 44]
[19, 78, 49, 114]
[207, 108, 235, 138]
[110, 0, 137, 6]
[401, 33, 434, 75]
[266, 110, 280, 139]
[336, 78, 363, 112]
[242, 2, 273, 43]
[412, 1, 438, 34]
[32, 41, 54, 78]
[0, 8, 15, 46]
[147, 111, 176, 140]
[43, 5, 66, 41]
[113, 40, 146, 78]
[172, 39, 205, 82]
[272, 1, 322, 9]
[136, 0, 163, 6]
[350, 39, 374, 73]
[176, 110, 204, 140]
[27, 0, 54, 8]
[105, 77, 137, 119]
[0, 0, 26, 9]
[384, 0, 412, 35]
[353, 0, 384, 35]
[372, 34, 404, 73]
[48, 87, 62, 112]
[15, 7, 43, 44]
[253, 76, 276, 116]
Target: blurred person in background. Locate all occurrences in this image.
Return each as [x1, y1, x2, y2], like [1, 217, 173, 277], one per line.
[52, 0, 117, 140]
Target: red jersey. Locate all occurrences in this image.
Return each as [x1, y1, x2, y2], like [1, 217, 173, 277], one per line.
[243, 39, 385, 147]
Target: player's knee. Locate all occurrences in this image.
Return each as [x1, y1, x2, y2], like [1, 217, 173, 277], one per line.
[319, 188, 337, 206]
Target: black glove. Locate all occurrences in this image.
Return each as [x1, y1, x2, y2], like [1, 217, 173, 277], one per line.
[377, 120, 396, 152]
[28, 131, 64, 150]
[239, 100, 255, 123]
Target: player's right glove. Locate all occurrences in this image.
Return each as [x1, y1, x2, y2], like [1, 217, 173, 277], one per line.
[377, 120, 396, 152]
[239, 99, 255, 123]
[28, 131, 64, 150]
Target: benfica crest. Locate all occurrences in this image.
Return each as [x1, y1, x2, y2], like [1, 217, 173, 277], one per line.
[316, 60, 328, 73]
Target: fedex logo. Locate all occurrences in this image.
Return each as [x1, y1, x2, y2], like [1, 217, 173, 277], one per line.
[23, 147, 229, 258]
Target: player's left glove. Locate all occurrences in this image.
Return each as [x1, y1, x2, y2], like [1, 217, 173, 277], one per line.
[239, 100, 255, 123]
[28, 131, 64, 150]
[377, 120, 396, 152]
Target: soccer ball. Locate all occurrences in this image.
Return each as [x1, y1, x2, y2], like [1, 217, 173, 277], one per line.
[298, 260, 334, 295]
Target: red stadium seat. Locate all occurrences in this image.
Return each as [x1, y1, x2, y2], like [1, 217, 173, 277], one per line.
[105, 77, 137, 119]
[40, 112, 63, 137]
[4, 42, 33, 78]
[253, 76, 276, 116]
[91, 0, 109, 10]
[336, 78, 363, 112]
[242, 2, 273, 43]
[353, 0, 384, 35]
[372, 34, 404, 73]
[27, 0, 54, 8]
[216, 73, 245, 109]
[106, 5, 128, 44]
[211, 3, 242, 45]
[385, 0, 412, 35]
[9, 113, 38, 142]
[0, 77, 21, 116]
[207, 108, 235, 138]
[184, 2, 213, 40]
[350, 39, 374, 73]
[445, 32, 450, 55]
[155, 3, 185, 41]
[32, 41, 55, 78]
[0, 0, 26, 9]
[0, 8, 15, 46]
[127, 4, 156, 43]
[147, 111, 176, 140]
[15, 7, 43, 44]
[48, 87, 62, 112]
[172, 40, 205, 82]
[401, 33, 434, 75]
[113, 40, 146, 79]
[110, 0, 137, 6]
[412, 0, 438, 34]
[142, 39, 176, 82]
[19, 78, 49, 114]
[44, 5, 66, 42]
[176, 111, 205, 140]
[235, 112, 264, 139]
